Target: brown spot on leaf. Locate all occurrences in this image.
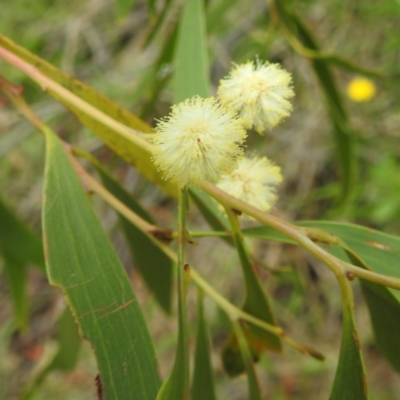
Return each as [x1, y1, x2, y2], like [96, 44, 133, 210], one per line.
[95, 374, 103, 400]
[99, 299, 135, 319]
[365, 241, 393, 250]
[352, 330, 360, 349]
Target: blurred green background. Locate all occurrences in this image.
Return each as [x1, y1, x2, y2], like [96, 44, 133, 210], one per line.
[0, 0, 400, 399]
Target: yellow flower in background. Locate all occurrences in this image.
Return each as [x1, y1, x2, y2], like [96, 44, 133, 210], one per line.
[217, 155, 282, 215]
[347, 77, 376, 102]
[152, 96, 247, 188]
[217, 60, 294, 133]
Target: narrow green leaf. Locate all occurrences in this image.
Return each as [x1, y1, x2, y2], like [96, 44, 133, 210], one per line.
[222, 214, 281, 376]
[1, 248, 28, 331]
[42, 130, 161, 399]
[116, 0, 137, 19]
[147, 0, 157, 17]
[140, 22, 179, 118]
[156, 264, 189, 400]
[342, 250, 400, 374]
[48, 306, 81, 371]
[173, 0, 210, 102]
[191, 290, 216, 400]
[96, 165, 173, 313]
[231, 322, 263, 400]
[0, 196, 44, 269]
[143, 0, 174, 47]
[330, 305, 368, 400]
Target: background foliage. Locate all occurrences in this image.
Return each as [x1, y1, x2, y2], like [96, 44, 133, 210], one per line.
[1, 0, 400, 399]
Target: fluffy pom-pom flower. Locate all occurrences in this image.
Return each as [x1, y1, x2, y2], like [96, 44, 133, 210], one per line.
[217, 155, 282, 214]
[151, 96, 247, 188]
[218, 60, 294, 133]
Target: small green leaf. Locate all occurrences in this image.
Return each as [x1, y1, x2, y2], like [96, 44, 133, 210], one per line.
[139, 22, 179, 118]
[42, 130, 161, 399]
[191, 290, 216, 400]
[156, 263, 189, 400]
[96, 165, 173, 313]
[173, 0, 210, 102]
[231, 322, 263, 400]
[330, 305, 368, 400]
[223, 210, 281, 376]
[48, 306, 81, 371]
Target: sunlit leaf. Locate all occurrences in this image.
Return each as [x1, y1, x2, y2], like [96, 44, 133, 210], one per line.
[0, 35, 178, 198]
[42, 130, 161, 399]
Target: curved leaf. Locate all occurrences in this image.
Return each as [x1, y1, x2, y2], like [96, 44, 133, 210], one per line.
[42, 130, 161, 399]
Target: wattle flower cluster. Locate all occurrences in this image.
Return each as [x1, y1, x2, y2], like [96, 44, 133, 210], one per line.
[151, 59, 294, 213]
[218, 60, 294, 133]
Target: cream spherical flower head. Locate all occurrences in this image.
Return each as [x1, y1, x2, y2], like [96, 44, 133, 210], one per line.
[218, 60, 294, 133]
[217, 156, 282, 214]
[152, 96, 247, 188]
